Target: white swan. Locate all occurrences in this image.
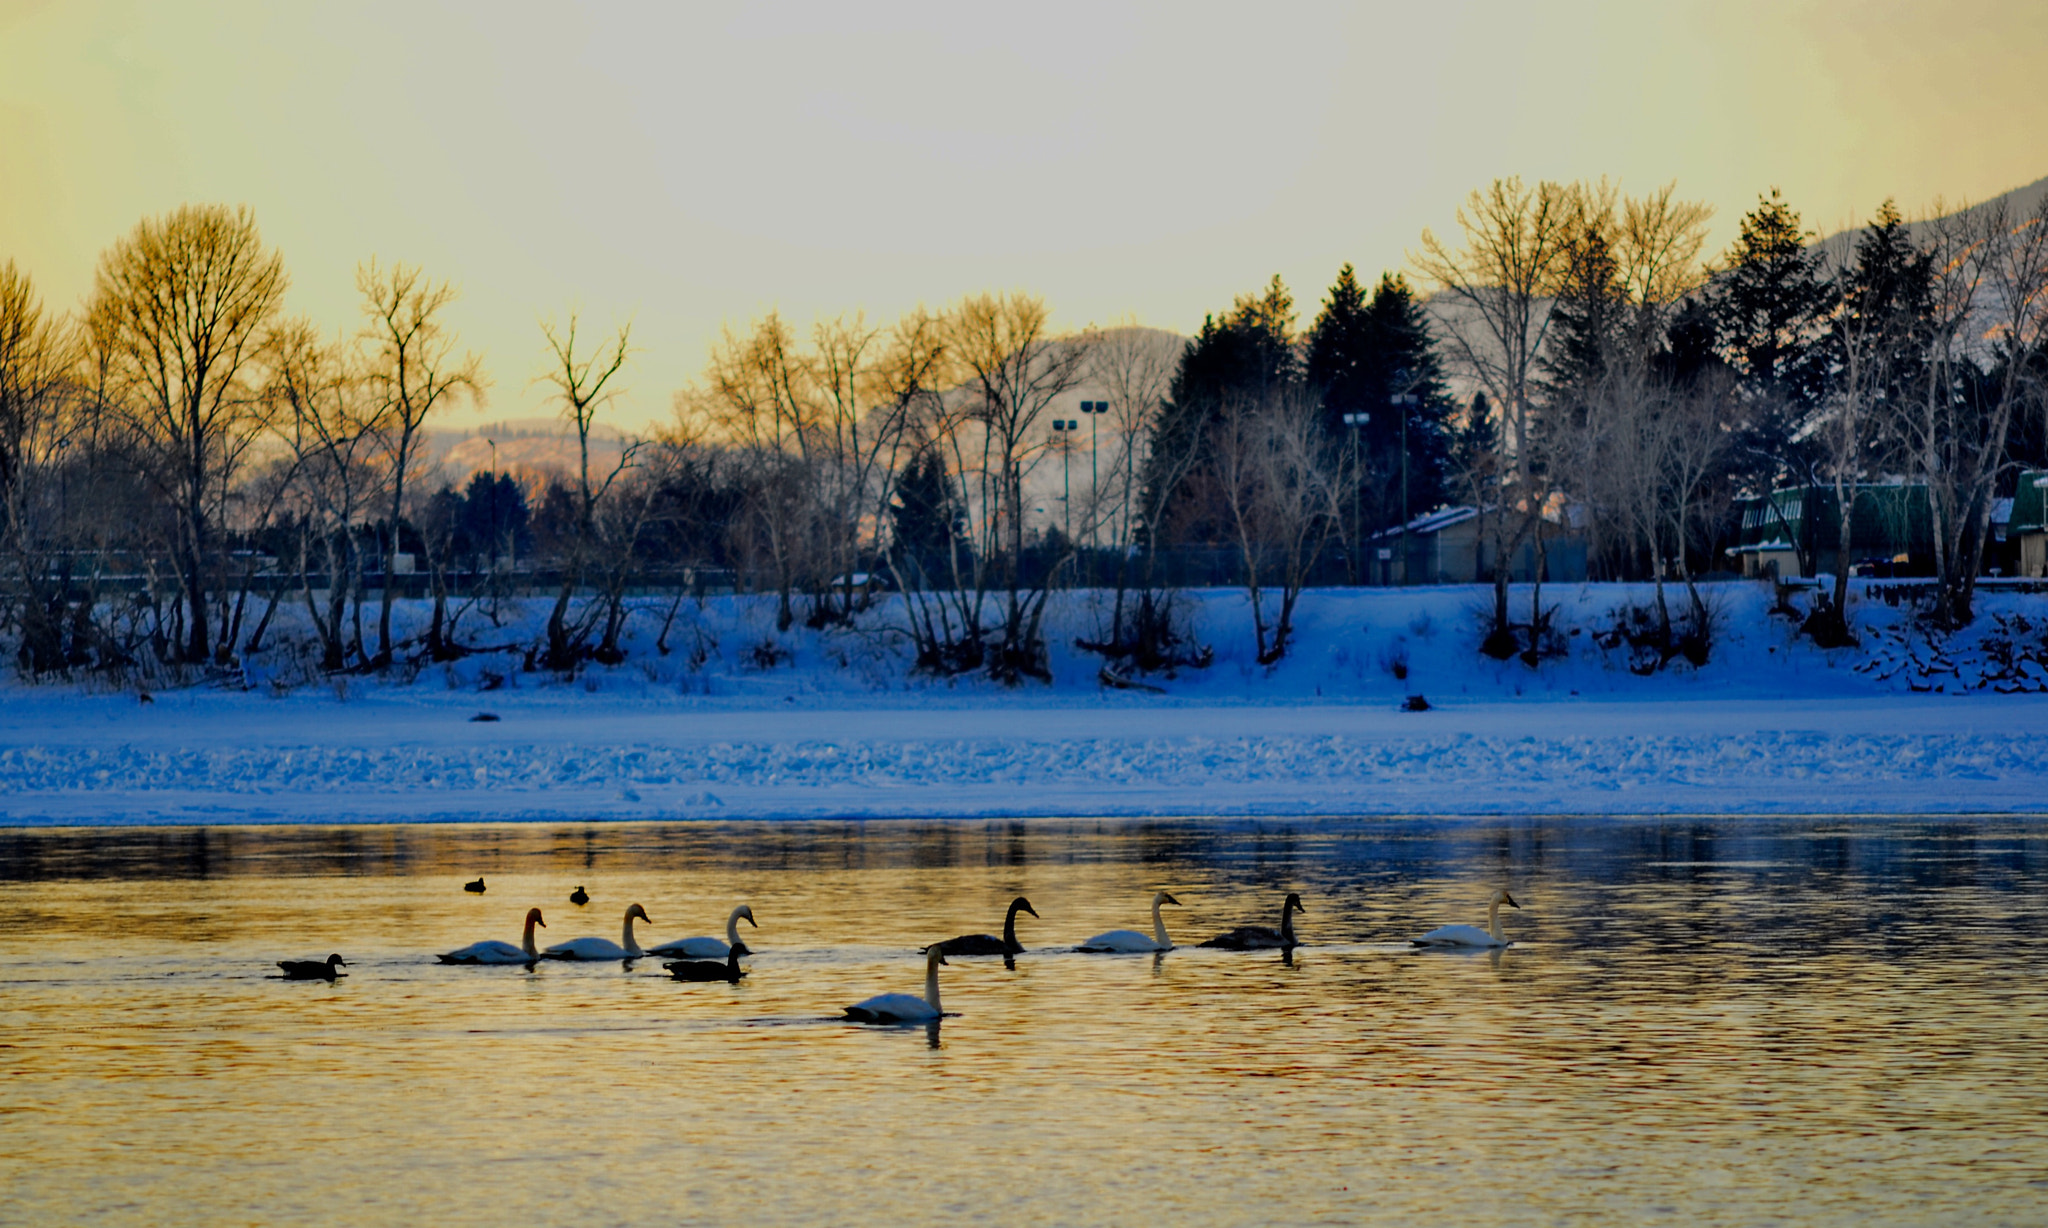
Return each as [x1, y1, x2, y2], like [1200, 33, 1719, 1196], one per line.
[844, 947, 948, 1024]
[1077, 891, 1181, 953]
[649, 904, 757, 959]
[438, 907, 546, 964]
[1412, 889, 1520, 948]
[543, 903, 651, 960]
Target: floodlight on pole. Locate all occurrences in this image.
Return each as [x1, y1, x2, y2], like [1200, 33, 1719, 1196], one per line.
[1080, 400, 1106, 549]
[1341, 412, 1369, 583]
[1390, 368, 1420, 587]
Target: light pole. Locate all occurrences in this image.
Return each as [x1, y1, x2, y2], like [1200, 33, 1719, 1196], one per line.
[1050, 418, 1079, 546]
[486, 437, 499, 574]
[1390, 369, 1419, 586]
[1341, 411, 1368, 584]
[1079, 400, 1106, 549]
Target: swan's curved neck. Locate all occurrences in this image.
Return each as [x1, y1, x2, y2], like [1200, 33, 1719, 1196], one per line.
[1487, 898, 1503, 943]
[924, 953, 943, 1013]
[1279, 902, 1296, 944]
[1003, 903, 1021, 947]
[623, 913, 643, 955]
[522, 915, 540, 958]
[726, 908, 744, 945]
[1151, 899, 1171, 948]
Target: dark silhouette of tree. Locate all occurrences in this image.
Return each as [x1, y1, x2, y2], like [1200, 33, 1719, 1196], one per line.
[87, 204, 287, 664]
[1145, 275, 1299, 547]
[889, 445, 963, 586]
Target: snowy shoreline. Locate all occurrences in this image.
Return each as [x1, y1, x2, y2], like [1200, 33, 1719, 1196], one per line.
[4, 584, 2046, 826]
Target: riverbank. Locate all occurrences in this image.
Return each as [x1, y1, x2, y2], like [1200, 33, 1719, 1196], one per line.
[4, 583, 2044, 824]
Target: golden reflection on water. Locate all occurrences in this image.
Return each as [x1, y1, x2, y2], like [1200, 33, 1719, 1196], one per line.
[1, 818, 2044, 1226]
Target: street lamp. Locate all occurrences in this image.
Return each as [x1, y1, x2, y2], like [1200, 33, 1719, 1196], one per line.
[1341, 411, 1369, 584]
[1050, 418, 1079, 546]
[486, 437, 499, 575]
[1390, 369, 1419, 586]
[1079, 400, 1107, 549]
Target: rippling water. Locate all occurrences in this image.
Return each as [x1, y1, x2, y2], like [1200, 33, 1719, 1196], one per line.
[3, 817, 2045, 1226]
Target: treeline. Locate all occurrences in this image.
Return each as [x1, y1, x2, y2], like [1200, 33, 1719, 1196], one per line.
[2, 179, 2046, 688]
[1413, 179, 2048, 658]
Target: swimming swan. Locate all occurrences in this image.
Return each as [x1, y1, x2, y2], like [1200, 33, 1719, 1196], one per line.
[439, 908, 547, 964]
[650, 904, 757, 959]
[1412, 889, 1520, 948]
[278, 954, 348, 980]
[1077, 891, 1181, 953]
[928, 896, 1038, 956]
[844, 947, 948, 1024]
[1200, 892, 1304, 950]
[665, 949, 746, 983]
[543, 903, 651, 960]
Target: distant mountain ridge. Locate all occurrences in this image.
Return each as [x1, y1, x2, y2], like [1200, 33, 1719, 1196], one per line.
[1810, 173, 2048, 270]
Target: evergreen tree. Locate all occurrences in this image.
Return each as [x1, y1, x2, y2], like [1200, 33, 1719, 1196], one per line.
[1142, 276, 1300, 545]
[1540, 225, 1627, 401]
[1659, 298, 1722, 387]
[1305, 268, 1454, 533]
[1710, 188, 1835, 406]
[890, 446, 964, 583]
[459, 471, 529, 564]
[1837, 199, 1935, 409]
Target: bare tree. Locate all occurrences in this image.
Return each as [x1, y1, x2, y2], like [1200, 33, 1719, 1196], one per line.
[86, 204, 287, 664]
[267, 320, 385, 670]
[537, 315, 640, 668]
[941, 292, 1093, 682]
[358, 260, 484, 666]
[1412, 178, 1581, 646]
[1909, 196, 2048, 625]
[1210, 387, 1345, 665]
[0, 261, 83, 673]
[1077, 322, 1206, 675]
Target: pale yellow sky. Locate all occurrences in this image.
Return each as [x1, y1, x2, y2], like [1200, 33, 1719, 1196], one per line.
[4, 0, 2045, 429]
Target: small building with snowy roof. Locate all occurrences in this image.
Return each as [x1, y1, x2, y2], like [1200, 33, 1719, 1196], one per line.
[1362, 505, 1586, 586]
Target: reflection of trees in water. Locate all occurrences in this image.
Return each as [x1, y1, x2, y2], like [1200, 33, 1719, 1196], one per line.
[3, 818, 2043, 922]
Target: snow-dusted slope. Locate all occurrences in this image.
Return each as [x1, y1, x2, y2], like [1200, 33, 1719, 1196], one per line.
[2, 582, 2043, 825]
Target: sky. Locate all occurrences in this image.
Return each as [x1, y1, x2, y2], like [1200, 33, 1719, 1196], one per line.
[4, 0, 2046, 430]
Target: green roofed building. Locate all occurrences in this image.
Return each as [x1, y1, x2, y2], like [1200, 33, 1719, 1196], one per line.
[1727, 484, 1935, 580]
[2011, 471, 2048, 578]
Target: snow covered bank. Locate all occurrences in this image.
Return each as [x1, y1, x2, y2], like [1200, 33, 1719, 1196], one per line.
[3, 583, 2045, 825]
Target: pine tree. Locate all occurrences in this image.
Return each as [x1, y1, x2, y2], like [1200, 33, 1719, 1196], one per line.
[890, 447, 964, 584]
[1142, 276, 1301, 546]
[1305, 268, 1453, 534]
[1711, 189, 1835, 406]
[1540, 225, 1627, 401]
[1838, 199, 1935, 405]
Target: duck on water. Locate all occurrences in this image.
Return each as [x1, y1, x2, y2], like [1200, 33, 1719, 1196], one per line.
[277, 954, 347, 980]
[665, 949, 747, 983]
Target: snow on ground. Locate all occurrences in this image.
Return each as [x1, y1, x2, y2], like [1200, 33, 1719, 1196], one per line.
[2, 581, 2045, 825]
